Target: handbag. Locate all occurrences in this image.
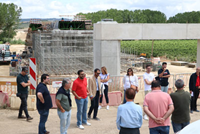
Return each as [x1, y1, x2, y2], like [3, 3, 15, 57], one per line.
[129, 76, 138, 92]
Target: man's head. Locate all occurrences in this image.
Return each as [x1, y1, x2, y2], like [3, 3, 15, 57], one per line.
[196, 67, 200, 75]
[41, 74, 50, 85]
[125, 88, 136, 101]
[151, 80, 161, 90]
[146, 65, 152, 73]
[77, 70, 85, 79]
[162, 62, 167, 69]
[62, 78, 71, 90]
[94, 68, 100, 78]
[175, 79, 184, 90]
[21, 67, 28, 76]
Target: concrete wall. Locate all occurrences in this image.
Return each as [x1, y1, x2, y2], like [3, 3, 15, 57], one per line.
[94, 23, 200, 40]
[197, 40, 200, 68]
[93, 40, 121, 75]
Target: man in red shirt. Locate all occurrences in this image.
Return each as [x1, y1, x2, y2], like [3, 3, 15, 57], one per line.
[189, 67, 200, 113]
[72, 70, 91, 130]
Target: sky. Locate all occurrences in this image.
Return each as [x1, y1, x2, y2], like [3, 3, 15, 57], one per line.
[2, 0, 200, 19]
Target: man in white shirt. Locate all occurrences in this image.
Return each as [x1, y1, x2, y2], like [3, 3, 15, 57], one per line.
[143, 64, 155, 120]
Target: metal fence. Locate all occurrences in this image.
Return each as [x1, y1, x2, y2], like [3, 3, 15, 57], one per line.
[46, 73, 192, 94]
[0, 73, 192, 96]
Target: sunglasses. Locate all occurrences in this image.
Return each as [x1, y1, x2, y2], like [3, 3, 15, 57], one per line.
[128, 70, 132, 72]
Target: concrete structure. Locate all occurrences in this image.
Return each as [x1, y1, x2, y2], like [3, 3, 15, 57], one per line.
[93, 23, 200, 75]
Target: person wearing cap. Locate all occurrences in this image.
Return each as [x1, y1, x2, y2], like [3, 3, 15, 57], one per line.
[16, 67, 33, 121]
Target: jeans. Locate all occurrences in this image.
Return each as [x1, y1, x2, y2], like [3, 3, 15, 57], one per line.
[38, 109, 49, 134]
[58, 110, 71, 134]
[149, 126, 170, 134]
[100, 85, 109, 104]
[172, 122, 189, 133]
[18, 93, 29, 118]
[88, 91, 99, 118]
[75, 97, 88, 126]
[161, 86, 168, 93]
[123, 90, 126, 104]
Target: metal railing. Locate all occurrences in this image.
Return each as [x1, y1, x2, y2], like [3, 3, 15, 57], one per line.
[0, 73, 192, 96]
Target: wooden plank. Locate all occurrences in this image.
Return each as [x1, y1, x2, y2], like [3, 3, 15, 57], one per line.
[0, 81, 17, 85]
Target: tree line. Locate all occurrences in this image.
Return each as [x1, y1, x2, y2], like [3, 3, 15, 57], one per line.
[78, 9, 200, 24]
[1, 2, 200, 42]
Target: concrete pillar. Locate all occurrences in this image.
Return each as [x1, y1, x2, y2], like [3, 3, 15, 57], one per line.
[93, 40, 121, 75]
[197, 40, 200, 67]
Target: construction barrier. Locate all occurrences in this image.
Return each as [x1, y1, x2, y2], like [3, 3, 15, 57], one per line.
[29, 58, 36, 89]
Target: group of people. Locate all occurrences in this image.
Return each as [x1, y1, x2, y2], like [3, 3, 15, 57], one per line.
[117, 63, 200, 134]
[16, 63, 200, 134]
[16, 66, 110, 134]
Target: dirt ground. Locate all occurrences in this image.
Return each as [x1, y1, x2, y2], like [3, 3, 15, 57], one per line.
[14, 29, 27, 41]
[1, 101, 200, 134]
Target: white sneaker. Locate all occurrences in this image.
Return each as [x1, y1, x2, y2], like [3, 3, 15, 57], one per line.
[83, 122, 91, 126]
[143, 115, 149, 120]
[106, 105, 109, 110]
[98, 105, 102, 110]
[77, 125, 84, 129]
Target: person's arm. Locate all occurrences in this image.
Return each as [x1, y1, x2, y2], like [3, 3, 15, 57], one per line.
[135, 75, 139, 92]
[139, 107, 143, 127]
[116, 106, 121, 130]
[123, 76, 126, 85]
[101, 75, 110, 83]
[72, 82, 82, 100]
[88, 78, 94, 99]
[37, 92, 44, 103]
[144, 79, 152, 85]
[189, 74, 193, 93]
[158, 68, 166, 78]
[87, 88, 90, 96]
[162, 75, 170, 78]
[72, 90, 82, 100]
[162, 104, 174, 121]
[21, 82, 31, 88]
[143, 106, 157, 121]
[55, 98, 65, 113]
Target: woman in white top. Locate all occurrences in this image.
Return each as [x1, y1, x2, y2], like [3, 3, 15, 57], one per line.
[123, 68, 139, 104]
[99, 66, 110, 110]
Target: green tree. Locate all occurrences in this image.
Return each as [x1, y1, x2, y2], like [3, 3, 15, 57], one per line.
[167, 11, 200, 23]
[0, 3, 22, 42]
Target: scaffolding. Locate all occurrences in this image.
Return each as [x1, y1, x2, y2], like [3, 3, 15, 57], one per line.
[33, 30, 93, 75]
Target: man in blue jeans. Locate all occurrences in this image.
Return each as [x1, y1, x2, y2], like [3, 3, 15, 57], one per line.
[170, 79, 190, 133]
[56, 78, 72, 134]
[72, 70, 91, 130]
[36, 74, 52, 134]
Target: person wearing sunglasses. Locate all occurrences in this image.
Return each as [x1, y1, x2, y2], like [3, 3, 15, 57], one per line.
[88, 68, 102, 121]
[123, 68, 139, 104]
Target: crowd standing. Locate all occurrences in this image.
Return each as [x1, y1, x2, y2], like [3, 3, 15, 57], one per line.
[15, 64, 200, 134]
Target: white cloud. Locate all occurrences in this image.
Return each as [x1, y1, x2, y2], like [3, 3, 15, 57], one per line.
[1, 0, 200, 18]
